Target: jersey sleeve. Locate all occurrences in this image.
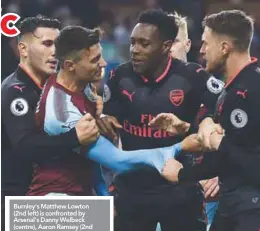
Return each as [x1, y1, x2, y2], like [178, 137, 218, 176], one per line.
[2, 85, 80, 161]
[186, 63, 224, 122]
[178, 151, 222, 182]
[93, 163, 110, 196]
[103, 69, 123, 120]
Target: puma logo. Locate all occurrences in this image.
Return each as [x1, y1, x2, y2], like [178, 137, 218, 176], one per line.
[13, 85, 26, 92]
[122, 89, 135, 102]
[236, 90, 247, 99]
[196, 67, 204, 73]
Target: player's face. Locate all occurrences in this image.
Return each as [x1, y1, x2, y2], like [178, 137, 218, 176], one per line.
[75, 43, 107, 83]
[27, 27, 59, 76]
[170, 28, 191, 62]
[200, 27, 227, 73]
[130, 23, 169, 76]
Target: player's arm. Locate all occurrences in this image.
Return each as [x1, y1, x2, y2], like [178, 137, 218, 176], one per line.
[93, 163, 110, 196]
[86, 133, 205, 174]
[2, 87, 93, 161]
[86, 136, 182, 173]
[192, 66, 225, 148]
[162, 151, 221, 183]
[180, 134, 204, 153]
[195, 68, 224, 122]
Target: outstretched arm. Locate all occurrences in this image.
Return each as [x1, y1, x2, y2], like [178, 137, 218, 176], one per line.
[86, 136, 182, 173]
[86, 133, 204, 174]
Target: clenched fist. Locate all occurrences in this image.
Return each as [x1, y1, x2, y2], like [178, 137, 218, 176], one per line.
[75, 113, 100, 146]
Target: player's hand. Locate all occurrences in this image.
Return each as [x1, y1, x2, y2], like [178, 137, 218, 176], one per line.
[197, 118, 223, 150]
[148, 113, 190, 135]
[90, 84, 104, 118]
[199, 177, 219, 199]
[162, 158, 183, 183]
[181, 134, 204, 153]
[75, 113, 100, 145]
[96, 115, 122, 143]
[209, 131, 223, 151]
[95, 94, 103, 118]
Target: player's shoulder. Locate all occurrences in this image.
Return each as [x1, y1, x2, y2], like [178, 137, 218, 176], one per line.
[1, 72, 34, 116]
[180, 61, 225, 93]
[175, 61, 209, 86]
[1, 71, 32, 104]
[171, 60, 208, 80]
[247, 62, 260, 83]
[109, 62, 133, 80]
[115, 61, 133, 73]
[184, 62, 209, 77]
[241, 62, 260, 93]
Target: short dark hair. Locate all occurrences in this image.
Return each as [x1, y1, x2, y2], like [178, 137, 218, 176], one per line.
[55, 26, 102, 63]
[18, 14, 61, 39]
[137, 9, 178, 41]
[203, 10, 254, 51]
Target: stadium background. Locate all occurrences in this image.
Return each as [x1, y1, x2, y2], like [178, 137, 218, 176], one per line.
[2, 0, 260, 81]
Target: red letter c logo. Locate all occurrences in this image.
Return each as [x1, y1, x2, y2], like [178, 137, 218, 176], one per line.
[1, 13, 20, 37]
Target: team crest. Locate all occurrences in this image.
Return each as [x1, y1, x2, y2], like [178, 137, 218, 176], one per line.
[84, 84, 96, 102]
[169, 90, 184, 106]
[230, 109, 248, 128]
[207, 76, 224, 94]
[103, 84, 111, 102]
[10, 98, 29, 116]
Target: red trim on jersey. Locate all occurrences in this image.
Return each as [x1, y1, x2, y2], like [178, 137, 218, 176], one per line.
[35, 75, 54, 131]
[141, 56, 172, 83]
[19, 64, 44, 89]
[140, 75, 149, 83]
[225, 57, 258, 88]
[155, 57, 172, 83]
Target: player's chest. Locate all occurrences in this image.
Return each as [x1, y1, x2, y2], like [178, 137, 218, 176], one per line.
[215, 81, 250, 130]
[117, 76, 193, 114]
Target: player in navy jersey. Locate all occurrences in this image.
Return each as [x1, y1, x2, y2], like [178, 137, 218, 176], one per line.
[101, 9, 224, 231]
[156, 10, 260, 231]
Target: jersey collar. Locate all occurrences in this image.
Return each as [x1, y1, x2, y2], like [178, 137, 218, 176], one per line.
[140, 56, 172, 84]
[18, 64, 44, 90]
[225, 57, 258, 89]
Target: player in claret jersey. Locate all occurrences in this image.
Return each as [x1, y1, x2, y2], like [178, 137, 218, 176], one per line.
[27, 25, 204, 198]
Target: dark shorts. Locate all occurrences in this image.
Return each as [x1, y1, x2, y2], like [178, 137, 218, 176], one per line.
[210, 209, 260, 231]
[114, 183, 206, 231]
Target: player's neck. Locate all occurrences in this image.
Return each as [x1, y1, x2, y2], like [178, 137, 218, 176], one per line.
[56, 70, 84, 93]
[182, 56, 187, 63]
[19, 62, 46, 88]
[225, 52, 251, 83]
[149, 56, 170, 80]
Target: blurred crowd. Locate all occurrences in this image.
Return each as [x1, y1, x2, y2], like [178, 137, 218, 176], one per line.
[2, 0, 260, 79]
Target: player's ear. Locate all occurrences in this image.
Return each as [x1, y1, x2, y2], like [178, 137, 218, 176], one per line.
[185, 39, 191, 53]
[162, 40, 173, 55]
[63, 60, 75, 72]
[221, 41, 231, 56]
[18, 41, 28, 58]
